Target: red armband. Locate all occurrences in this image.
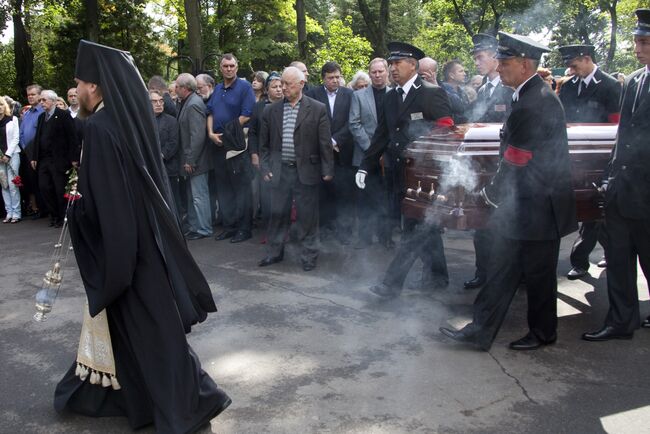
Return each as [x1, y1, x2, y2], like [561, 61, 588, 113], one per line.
[607, 113, 620, 124]
[504, 145, 533, 167]
[435, 116, 454, 128]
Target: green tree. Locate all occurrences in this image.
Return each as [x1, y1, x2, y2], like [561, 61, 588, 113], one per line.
[313, 16, 372, 81]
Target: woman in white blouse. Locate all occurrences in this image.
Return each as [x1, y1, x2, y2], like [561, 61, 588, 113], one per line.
[0, 97, 21, 223]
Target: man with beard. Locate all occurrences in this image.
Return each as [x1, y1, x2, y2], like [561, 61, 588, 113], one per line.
[54, 40, 231, 432]
[440, 33, 577, 351]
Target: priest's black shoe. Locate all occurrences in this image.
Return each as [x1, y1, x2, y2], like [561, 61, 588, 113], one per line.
[258, 252, 283, 267]
[567, 267, 588, 280]
[369, 283, 400, 298]
[597, 257, 607, 268]
[463, 276, 485, 290]
[302, 260, 316, 271]
[643, 316, 650, 329]
[439, 327, 483, 349]
[214, 229, 237, 241]
[509, 332, 556, 350]
[230, 231, 251, 243]
[582, 325, 633, 341]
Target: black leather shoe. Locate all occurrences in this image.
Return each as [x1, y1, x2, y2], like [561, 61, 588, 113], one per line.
[509, 332, 556, 350]
[186, 232, 207, 240]
[230, 231, 252, 243]
[439, 326, 485, 350]
[258, 252, 283, 267]
[302, 260, 316, 271]
[463, 276, 486, 290]
[369, 283, 400, 298]
[582, 325, 633, 341]
[641, 316, 650, 329]
[215, 229, 237, 241]
[597, 258, 607, 268]
[567, 267, 588, 280]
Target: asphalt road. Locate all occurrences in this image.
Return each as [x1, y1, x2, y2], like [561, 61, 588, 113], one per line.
[1, 218, 649, 434]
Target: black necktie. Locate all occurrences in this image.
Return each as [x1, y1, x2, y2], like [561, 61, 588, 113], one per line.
[633, 73, 648, 113]
[397, 87, 405, 102]
[578, 80, 586, 96]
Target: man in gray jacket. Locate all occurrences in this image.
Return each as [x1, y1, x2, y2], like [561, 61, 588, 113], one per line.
[176, 73, 213, 239]
[348, 57, 391, 249]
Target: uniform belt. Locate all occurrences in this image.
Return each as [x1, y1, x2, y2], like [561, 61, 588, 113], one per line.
[282, 160, 297, 167]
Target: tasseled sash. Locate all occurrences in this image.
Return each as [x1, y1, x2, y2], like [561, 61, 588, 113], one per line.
[74, 302, 121, 390]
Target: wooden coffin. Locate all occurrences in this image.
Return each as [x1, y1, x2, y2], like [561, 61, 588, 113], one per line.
[402, 123, 617, 230]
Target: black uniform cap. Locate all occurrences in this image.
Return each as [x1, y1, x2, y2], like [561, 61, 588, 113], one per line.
[495, 32, 550, 61]
[386, 42, 425, 62]
[471, 33, 498, 54]
[558, 45, 596, 64]
[634, 8, 650, 36]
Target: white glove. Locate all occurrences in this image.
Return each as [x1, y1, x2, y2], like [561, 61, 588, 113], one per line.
[355, 170, 367, 189]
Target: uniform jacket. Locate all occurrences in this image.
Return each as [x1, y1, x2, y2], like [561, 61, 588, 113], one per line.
[307, 85, 354, 166]
[360, 76, 453, 172]
[559, 68, 621, 123]
[259, 95, 334, 187]
[606, 67, 650, 219]
[483, 74, 577, 240]
[470, 78, 513, 123]
[32, 107, 78, 171]
[177, 92, 211, 176]
[349, 85, 388, 167]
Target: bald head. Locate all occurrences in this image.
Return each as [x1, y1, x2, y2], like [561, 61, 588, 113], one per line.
[281, 66, 305, 103]
[419, 57, 438, 84]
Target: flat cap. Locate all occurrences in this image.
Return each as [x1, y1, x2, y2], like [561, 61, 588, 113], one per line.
[471, 33, 498, 54]
[634, 8, 650, 36]
[386, 42, 425, 62]
[495, 32, 550, 61]
[558, 45, 596, 64]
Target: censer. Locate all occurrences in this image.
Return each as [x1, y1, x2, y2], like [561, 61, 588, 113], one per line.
[34, 169, 80, 322]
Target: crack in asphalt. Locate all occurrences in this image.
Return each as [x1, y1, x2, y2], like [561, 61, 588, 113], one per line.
[488, 352, 538, 405]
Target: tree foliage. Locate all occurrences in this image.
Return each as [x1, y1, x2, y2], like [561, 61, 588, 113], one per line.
[313, 16, 373, 81]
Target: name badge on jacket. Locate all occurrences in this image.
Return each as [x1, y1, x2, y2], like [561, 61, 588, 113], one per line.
[410, 112, 424, 121]
[494, 104, 506, 112]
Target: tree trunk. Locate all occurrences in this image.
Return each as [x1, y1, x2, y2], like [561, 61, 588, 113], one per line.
[605, 1, 617, 71]
[12, 0, 33, 98]
[85, 0, 99, 42]
[184, 0, 203, 72]
[357, 0, 389, 58]
[295, 0, 307, 60]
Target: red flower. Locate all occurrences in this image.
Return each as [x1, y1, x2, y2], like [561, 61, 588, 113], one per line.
[64, 192, 81, 202]
[11, 176, 23, 188]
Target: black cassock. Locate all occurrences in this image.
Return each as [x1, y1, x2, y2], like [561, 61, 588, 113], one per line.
[54, 108, 229, 433]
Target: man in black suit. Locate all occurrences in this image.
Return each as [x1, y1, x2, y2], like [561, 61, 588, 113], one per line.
[258, 66, 334, 271]
[356, 42, 454, 297]
[465, 33, 514, 291]
[440, 32, 577, 351]
[557, 44, 622, 280]
[307, 61, 354, 243]
[583, 9, 650, 341]
[30, 90, 78, 227]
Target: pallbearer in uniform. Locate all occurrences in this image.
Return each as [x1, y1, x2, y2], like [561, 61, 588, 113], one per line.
[583, 9, 650, 341]
[54, 40, 231, 432]
[356, 42, 454, 298]
[440, 33, 577, 350]
[465, 33, 514, 291]
[557, 44, 622, 280]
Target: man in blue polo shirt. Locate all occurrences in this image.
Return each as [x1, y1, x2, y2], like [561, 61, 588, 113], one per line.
[207, 53, 256, 243]
[20, 84, 45, 217]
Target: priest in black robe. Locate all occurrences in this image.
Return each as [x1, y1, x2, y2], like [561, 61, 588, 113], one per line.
[53, 40, 231, 433]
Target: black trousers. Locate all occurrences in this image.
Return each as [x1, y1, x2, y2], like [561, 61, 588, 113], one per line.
[382, 219, 449, 289]
[357, 166, 391, 243]
[469, 233, 560, 349]
[38, 158, 67, 222]
[266, 164, 319, 264]
[569, 221, 607, 269]
[603, 203, 650, 333]
[472, 228, 493, 281]
[214, 152, 252, 234]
